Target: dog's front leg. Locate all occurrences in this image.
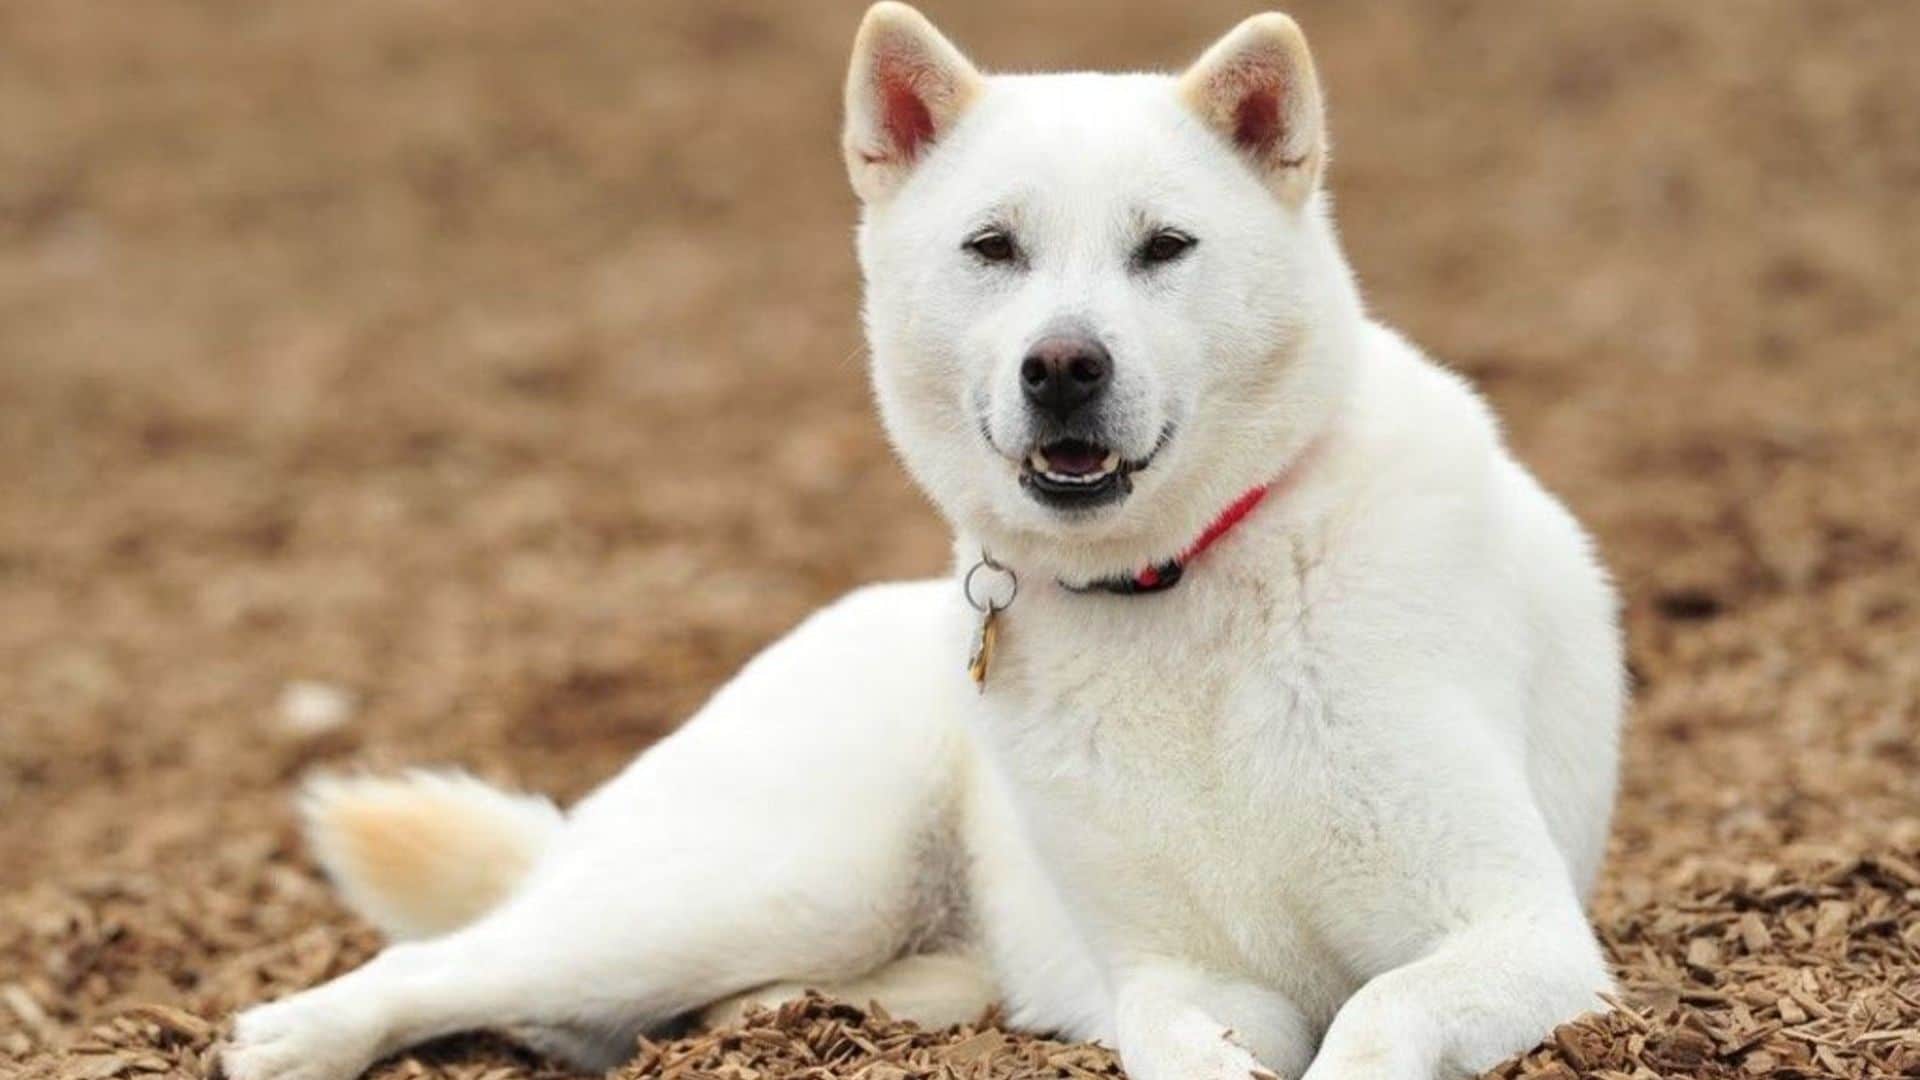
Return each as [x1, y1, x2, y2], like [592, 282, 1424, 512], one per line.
[1112, 963, 1316, 1080]
[1301, 904, 1610, 1080]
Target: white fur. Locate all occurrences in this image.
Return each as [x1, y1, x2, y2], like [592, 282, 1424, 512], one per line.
[224, 7, 1622, 1080]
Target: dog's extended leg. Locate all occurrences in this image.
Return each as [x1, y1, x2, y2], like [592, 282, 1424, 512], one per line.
[1300, 904, 1610, 1080]
[224, 582, 990, 1080]
[221, 926, 559, 1080]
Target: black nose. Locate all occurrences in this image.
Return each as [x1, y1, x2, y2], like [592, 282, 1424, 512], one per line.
[1020, 335, 1111, 421]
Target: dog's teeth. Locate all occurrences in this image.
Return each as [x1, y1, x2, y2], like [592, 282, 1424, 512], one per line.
[1042, 469, 1103, 485]
[1028, 446, 1119, 485]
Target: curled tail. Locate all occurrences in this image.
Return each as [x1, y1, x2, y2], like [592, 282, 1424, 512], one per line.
[299, 770, 563, 941]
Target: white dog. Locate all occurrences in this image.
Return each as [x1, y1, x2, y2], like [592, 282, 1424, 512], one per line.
[222, 6, 1622, 1079]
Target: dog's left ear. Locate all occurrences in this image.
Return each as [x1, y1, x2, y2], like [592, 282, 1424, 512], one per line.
[1178, 13, 1325, 206]
[843, 3, 983, 204]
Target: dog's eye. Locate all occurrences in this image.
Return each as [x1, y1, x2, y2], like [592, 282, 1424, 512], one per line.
[965, 230, 1019, 265]
[1137, 229, 1196, 267]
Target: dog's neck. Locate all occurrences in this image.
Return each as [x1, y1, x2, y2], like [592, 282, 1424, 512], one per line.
[1056, 436, 1325, 596]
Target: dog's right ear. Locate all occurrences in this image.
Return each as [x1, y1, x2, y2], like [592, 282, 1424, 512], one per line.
[843, 3, 982, 203]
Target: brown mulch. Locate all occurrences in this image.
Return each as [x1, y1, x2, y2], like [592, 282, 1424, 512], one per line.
[1507, 848, 1920, 1079]
[3, 1, 1918, 1078]
[618, 998, 1123, 1080]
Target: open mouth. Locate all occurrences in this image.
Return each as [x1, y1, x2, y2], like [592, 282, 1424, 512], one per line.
[1019, 438, 1134, 510]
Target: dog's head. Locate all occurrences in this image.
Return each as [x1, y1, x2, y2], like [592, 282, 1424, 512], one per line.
[846, 4, 1358, 581]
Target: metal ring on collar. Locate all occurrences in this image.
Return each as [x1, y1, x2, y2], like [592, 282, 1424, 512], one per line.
[963, 552, 1019, 614]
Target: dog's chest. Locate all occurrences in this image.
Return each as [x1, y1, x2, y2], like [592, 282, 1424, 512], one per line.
[969, 553, 1346, 977]
[984, 573, 1298, 756]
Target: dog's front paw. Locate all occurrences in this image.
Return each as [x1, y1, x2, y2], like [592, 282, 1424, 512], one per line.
[1121, 1010, 1280, 1080]
[1299, 1024, 1422, 1080]
[220, 992, 380, 1080]
[1143, 1037, 1274, 1080]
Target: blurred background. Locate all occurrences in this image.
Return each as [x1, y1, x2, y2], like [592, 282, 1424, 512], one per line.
[3, 2, 1916, 1077]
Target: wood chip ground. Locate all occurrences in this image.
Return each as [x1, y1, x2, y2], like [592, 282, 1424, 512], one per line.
[4, 2, 1918, 1078]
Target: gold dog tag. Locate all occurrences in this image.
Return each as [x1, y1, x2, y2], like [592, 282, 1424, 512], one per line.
[962, 551, 1016, 693]
[968, 607, 999, 690]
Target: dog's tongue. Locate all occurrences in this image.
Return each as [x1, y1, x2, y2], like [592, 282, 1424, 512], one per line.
[1042, 440, 1109, 476]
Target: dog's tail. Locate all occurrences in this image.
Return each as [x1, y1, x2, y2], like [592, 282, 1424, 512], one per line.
[299, 770, 564, 941]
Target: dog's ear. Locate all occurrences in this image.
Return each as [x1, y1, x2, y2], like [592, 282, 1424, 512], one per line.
[1178, 13, 1325, 205]
[843, 3, 983, 203]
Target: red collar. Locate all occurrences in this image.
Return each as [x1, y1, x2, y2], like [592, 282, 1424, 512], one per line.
[1067, 440, 1319, 596]
[1071, 483, 1271, 595]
